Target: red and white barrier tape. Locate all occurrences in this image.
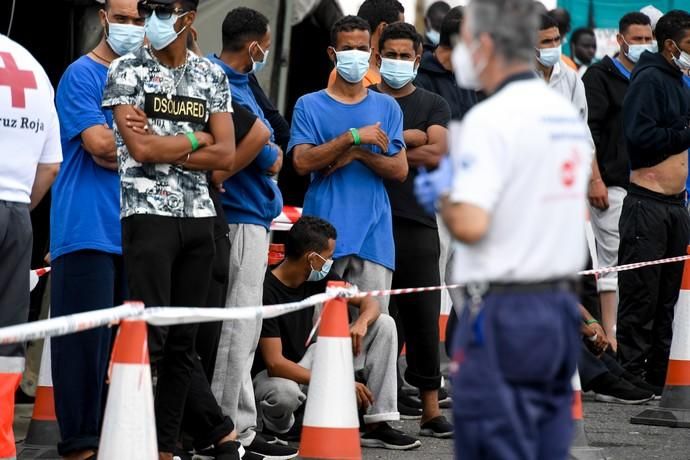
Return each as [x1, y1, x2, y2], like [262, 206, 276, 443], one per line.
[29, 266, 51, 292]
[270, 206, 302, 232]
[577, 254, 690, 276]
[5, 253, 690, 345]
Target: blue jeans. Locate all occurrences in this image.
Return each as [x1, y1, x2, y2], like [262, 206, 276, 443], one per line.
[51, 250, 126, 456]
[451, 288, 580, 460]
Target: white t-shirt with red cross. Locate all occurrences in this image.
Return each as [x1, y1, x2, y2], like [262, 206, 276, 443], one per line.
[0, 34, 62, 204]
[449, 76, 591, 284]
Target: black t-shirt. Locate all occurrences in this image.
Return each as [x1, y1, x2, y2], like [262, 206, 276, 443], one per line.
[210, 101, 258, 236]
[371, 86, 451, 228]
[251, 270, 344, 377]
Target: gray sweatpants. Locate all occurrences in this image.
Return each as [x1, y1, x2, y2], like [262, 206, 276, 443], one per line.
[211, 223, 269, 445]
[253, 315, 399, 433]
[588, 186, 626, 292]
[332, 256, 393, 314]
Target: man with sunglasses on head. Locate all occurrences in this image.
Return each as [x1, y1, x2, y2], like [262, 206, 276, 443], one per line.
[102, 1, 240, 459]
[51, 1, 144, 458]
[205, 8, 297, 460]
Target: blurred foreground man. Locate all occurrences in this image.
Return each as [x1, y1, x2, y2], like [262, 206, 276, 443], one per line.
[420, 0, 591, 457]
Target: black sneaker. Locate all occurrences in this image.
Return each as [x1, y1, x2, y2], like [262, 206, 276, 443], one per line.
[193, 440, 243, 460]
[245, 437, 298, 460]
[592, 375, 654, 405]
[360, 423, 422, 450]
[438, 387, 452, 409]
[620, 372, 664, 400]
[419, 415, 453, 439]
[398, 399, 423, 420]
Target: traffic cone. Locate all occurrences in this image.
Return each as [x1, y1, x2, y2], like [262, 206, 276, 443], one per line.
[98, 316, 157, 459]
[570, 368, 604, 460]
[1, 359, 22, 460]
[17, 338, 60, 459]
[29, 267, 51, 292]
[300, 281, 361, 460]
[632, 246, 690, 427]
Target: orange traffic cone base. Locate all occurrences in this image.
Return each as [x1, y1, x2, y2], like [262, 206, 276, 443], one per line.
[300, 426, 362, 460]
[631, 407, 690, 428]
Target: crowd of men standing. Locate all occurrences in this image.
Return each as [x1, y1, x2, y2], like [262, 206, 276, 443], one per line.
[1, 0, 690, 459]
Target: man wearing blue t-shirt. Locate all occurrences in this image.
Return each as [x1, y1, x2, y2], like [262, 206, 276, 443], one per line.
[290, 15, 407, 313]
[206, 8, 297, 460]
[51, 1, 144, 458]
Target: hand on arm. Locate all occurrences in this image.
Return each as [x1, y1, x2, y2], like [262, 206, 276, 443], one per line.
[578, 304, 609, 356]
[179, 111, 235, 171]
[406, 125, 448, 168]
[113, 105, 210, 164]
[259, 337, 311, 385]
[353, 146, 408, 182]
[403, 129, 428, 148]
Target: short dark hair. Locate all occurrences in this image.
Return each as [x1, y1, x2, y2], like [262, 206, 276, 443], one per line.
[655, 10, 690, 50]
[357, 0, 404, 33]
[540, 13, 559, 31]
[571, 27, 595, 45]
[221, 7, 269, 52]
[285, 216, 338, 260]
[330, 15, 370, 47]
[619, 12, 652, 34]
[379, 22, 421, 52]
[548, 7, 571, 36]
[439, 5, 463, 48]
[426, 1, 450, 27]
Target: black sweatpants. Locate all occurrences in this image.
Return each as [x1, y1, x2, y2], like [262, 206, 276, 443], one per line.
[121, 215, 233, 452]
[617, 184, 690, 386]
[389, 217, 442, 391]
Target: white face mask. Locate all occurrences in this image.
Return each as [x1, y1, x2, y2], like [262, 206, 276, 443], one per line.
[622, 38, 653, 64]
[672, 42, 690, 71]
[536, 46, 562, 67]
[451, 41, 484, 90]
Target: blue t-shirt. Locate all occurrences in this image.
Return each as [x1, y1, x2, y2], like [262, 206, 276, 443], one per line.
[288, 89, 405, 270]
[51, 56, 120, 259]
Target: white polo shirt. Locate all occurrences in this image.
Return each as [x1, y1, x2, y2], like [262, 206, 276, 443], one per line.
[449, 75, 591, 284]
[0, 34, 62, 204]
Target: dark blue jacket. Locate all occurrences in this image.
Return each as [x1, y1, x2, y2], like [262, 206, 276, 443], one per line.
[208, 55, 283, 229]
[623, 51, 690, 170]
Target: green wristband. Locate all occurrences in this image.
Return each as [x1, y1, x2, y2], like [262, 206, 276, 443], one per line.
[185, 132, 200, 152]
[349, 128, 361, 146]
[585, 319, 599, 326]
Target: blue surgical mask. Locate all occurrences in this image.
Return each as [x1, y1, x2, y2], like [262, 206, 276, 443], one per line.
[537, 46, 561, 67]
[307, 253, 333, 282]
[380, 58, 417, 89]
[145, 10, 188, 51]
[332, 48, 371, 83]
[106, 15, 145, 56]
[426, 29, 440, 46]
[250, 42, 269, 73]
[623, 39, 654, 64]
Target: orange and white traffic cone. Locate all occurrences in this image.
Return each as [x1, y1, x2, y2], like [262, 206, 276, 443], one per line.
[16, 338, 60, 459]
[268, 243, 285, 266]
[300, 281, 361, 460]
[570, 368, 604, 460]
[632, 247, 690, 427]
[98, 315, 157, 459]
[0, 356, 23, 460]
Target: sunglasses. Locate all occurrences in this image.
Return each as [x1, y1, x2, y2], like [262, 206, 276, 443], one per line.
[138, 3, 187, 20]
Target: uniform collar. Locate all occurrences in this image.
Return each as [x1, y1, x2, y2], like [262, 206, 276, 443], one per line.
[495, 71, 536, 94]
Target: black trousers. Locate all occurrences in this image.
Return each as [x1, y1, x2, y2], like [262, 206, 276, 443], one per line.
[389, 217, 442, 391]
[617, 184, 690, 386]
[122, 215, 233, 452]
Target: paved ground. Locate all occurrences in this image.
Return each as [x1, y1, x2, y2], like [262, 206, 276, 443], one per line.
[13, 394, 690, 459]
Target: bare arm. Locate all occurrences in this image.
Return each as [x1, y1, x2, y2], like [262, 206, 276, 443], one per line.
[259, 337, 311, 385]
[440, 196, 490, 244]
[406, 125, 448, 168]
[81, 124, 117, 162]
[212, 119, 271, 184]
[113, 105, 211, 164]
[30, 163, 60, 210]
[354, 147, 408, 182]
[292, 132, 354, 175]
[177, 111, 235, 172]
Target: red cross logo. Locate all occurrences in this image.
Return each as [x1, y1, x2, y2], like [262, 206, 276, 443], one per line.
[0, 51, 37, 109]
